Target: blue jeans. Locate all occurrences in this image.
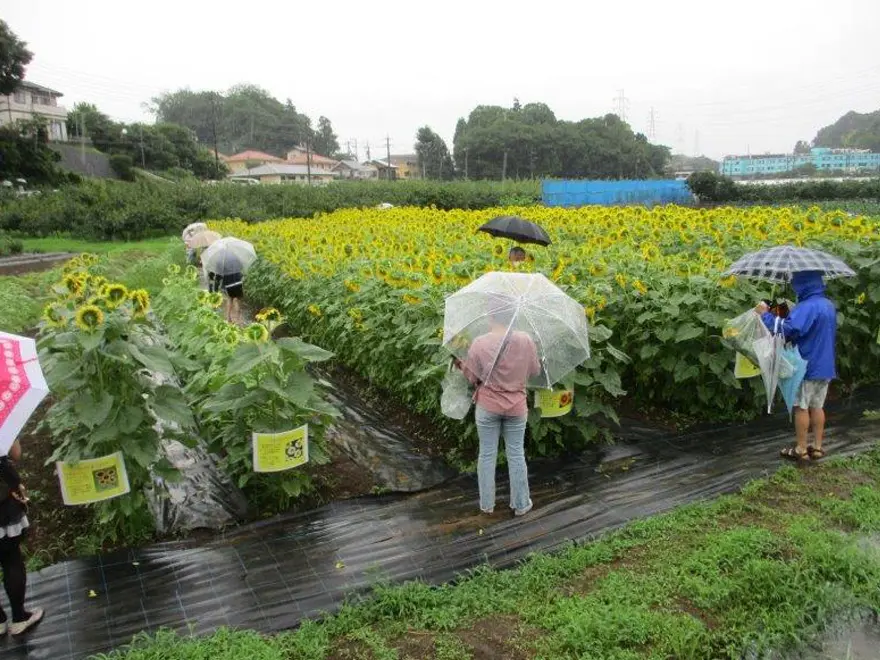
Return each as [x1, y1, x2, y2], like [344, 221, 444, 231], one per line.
[475, 406, 531, 513]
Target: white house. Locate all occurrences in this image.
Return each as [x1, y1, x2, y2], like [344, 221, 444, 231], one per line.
[229, 163, 337, 186]
[0, 81, 68, 142]
[333, 160, 378, 180]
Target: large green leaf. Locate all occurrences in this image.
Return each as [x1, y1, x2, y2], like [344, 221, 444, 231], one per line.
[129, 343, 176, 375]
[675, 324, 704, 343]
[150, 385, 195, 428]
[283, 371, 315, 406]
[74, 391, 114, 429]
[276, 337, 334, 362]
[227, 343, 270, 376]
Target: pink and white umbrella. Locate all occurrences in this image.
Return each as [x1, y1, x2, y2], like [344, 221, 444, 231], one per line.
[0, 332, 49, 455]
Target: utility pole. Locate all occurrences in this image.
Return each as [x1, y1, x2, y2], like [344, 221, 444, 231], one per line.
[501, 149, 508, 184]
[365, 140, 371, 161]
[648, 107, 657, 140]
[80, 113, 86, 166]
[210, 95, 220, 173]
[693, 130, 700, 157]
[464, 147, 469, 180]
[613, 89, 629, 123]
[306, 138, 312, 186]
[138, 125, 146, 169]
[385, 135, 392, 180]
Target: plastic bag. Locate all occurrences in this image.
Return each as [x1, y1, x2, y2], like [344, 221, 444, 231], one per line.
[777, 346, 808, 419]
[441, 363, 473, 420]
[722, 310, 771, 367]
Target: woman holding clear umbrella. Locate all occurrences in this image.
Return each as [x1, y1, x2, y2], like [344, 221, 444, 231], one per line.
[455, 300, 541, 517]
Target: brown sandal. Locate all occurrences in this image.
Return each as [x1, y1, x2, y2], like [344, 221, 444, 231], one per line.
[781, 446, 810, 461]
[807, 446, 826, 460]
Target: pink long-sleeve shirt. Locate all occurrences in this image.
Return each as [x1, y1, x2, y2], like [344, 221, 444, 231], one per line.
[461, 330, 541, 417]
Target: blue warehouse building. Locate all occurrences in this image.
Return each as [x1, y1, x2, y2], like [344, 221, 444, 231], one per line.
[720, 147, 880, 177]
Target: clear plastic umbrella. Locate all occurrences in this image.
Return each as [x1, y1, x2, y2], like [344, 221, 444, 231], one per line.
[725, 245, 855, 282]
[201, 237, 257, 276]
[751, 316, 794, 414]
[443, 272, 590, 389]
[182, 222, 208, 242]
[186, 230, 221, 249]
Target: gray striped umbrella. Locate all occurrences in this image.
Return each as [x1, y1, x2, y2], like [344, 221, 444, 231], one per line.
[724, 245, 855, 283]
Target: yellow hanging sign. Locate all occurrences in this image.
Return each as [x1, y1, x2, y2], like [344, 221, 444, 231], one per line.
[734, 352, 762, 379]
[57, 452, 131, 506]
[252, 424, 309, 473]
[535, 389, 574, 418]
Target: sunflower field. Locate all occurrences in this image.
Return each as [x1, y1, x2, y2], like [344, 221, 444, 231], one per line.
[212, 205, 880, 459]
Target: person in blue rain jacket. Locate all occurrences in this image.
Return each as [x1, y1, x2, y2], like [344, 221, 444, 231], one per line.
[755, 270, 837, 461]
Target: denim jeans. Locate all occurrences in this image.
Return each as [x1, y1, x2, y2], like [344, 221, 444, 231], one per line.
[475, 406, 531, 513]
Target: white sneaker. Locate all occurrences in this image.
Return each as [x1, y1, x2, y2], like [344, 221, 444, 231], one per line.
[0, 620, 7, 636]
[10, 608, 43, 636]
[514, 500, 533, 517]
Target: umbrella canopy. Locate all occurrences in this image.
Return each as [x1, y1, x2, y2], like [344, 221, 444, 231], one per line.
[182, 222, 208, 242]
[725, 245, 855, 282]
[186, 230, 222, 249]
[201, 237, 257, 277]
[443, 272, 589, 389]
[0, 332, 49, 455]
[477, 216, 551, 247]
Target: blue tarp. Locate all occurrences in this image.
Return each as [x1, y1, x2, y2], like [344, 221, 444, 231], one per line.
[542, 179, 694, 207]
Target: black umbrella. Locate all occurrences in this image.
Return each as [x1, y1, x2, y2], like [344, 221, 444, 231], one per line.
[477, 215, 551, 246]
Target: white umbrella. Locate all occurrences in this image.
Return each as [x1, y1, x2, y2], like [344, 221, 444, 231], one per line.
[443, 272, 590, 389]
[201, 237, 257, 277]
[186, 230, 222, 249]
[182, 222, 208, 242]
[0, 332, 49, 455]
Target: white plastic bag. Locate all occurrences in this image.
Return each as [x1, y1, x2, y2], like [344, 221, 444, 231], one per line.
[722, 310, 771, 368]
[441, 363, 473, 420]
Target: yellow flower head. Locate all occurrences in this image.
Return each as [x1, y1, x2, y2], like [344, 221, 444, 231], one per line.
[244, 323, 270, 343]
[129, 289, 150, 317]
[255, 307, 283, 324]
[856, 292, 866, 305]
[185, 265, 199, 281]
[62, 274, 84, 296]
[719, 275, 738, 289]
[101, 283, 129, 309]
[223, 329, 240, 347]
[633, 279, 648, 296]
[167, 264, 181, 275]
[403, 294, 422, 305]
[42, 302, 68, 328]
[307, 304, 323, 318]
[344, 279, 361, 293]
[75, 304, 105, 332]
[81, 253, 99, 266]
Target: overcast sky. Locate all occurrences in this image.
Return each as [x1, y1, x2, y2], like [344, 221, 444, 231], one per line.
[6, 0, 880, 160]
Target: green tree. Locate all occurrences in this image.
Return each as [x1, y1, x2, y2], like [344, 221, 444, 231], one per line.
[0, 20, 32, 96]
[415, 126, 455, 180]
[311, 116, 339, 157]
[794, 140, 812, 154]
[0, 118, 67, 184]
[151, 85, 316, 157]
[452, 101, 670, 181]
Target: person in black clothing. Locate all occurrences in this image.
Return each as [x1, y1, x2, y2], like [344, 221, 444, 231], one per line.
[0, 439, 43, 637]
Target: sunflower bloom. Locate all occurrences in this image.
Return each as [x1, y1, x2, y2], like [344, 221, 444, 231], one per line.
[307, 304, 323, 318]
[42, 303, 68, 328]
[101, 283, 129, 309]
[244, 323, 270, 343]
[130, 289, 151, 317]
[75, 304, 105, 332]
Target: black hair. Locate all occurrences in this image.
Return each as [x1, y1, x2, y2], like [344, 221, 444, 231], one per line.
[508, 246, 526, 259]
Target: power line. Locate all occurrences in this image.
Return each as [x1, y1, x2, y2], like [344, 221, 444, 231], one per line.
[612, 89, 630, 123]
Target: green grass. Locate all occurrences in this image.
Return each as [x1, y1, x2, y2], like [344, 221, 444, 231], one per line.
[0, 237, 182, 333]
[93, 449, 880, 660]
[20, 236, 177, 255]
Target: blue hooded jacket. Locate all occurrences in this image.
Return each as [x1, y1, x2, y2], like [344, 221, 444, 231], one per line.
[762, 271, 837, 380]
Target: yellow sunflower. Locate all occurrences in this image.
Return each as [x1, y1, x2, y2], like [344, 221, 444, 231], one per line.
[129, 289, 151, 317]
[74, 304, 105, 332]
[42, 303, 68, 328]
[101, 283, 129, 309]
[244, 323, 270, 343]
